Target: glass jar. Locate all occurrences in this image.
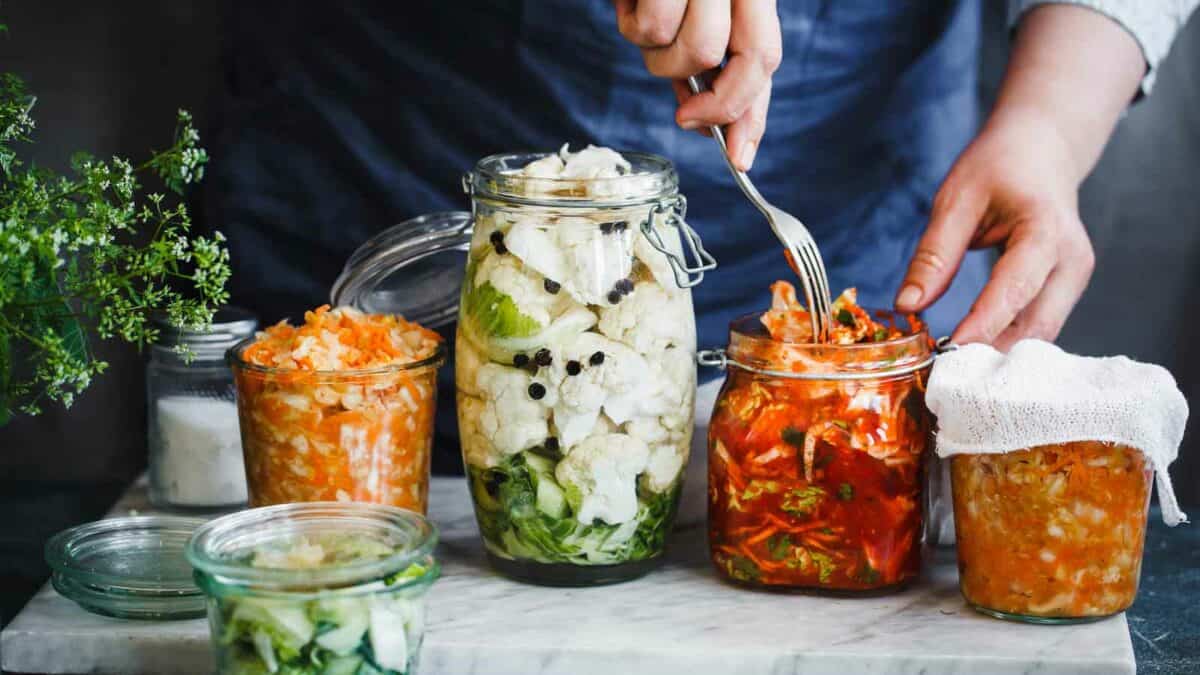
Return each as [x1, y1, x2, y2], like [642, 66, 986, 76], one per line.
[702, 313, 933, 592]
[188, 502, 439, 675]
[147, 307, 257, 510]
[951, 441, 1153, 623]
[227, 338, 445, 512]
[456, 151, 713, 586]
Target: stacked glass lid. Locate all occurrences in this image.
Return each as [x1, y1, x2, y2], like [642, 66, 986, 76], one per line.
[45, 515, 208, 620]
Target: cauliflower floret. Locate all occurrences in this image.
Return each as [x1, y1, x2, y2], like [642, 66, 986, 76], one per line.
[475, 364, 551, 456]
[457, 395, 500, 468]
[558, 144, 631, 180]
[475, 251, 572, 328]
[598, 281, 695, 355]
[545, 332, 654, 444]
[554, 433, 650, 525]
[642, 443, 685, 494]
[520, 153, 566, 178]
[554, 217, 634, 305]
[504, 220, 567, 285]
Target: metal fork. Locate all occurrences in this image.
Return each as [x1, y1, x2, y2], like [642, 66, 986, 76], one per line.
[686, 75, 832, 341]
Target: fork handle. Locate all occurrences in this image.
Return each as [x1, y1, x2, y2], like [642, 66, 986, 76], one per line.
[685, 76, 769, 213]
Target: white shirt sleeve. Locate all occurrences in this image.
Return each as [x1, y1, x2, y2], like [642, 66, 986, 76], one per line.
[1009, 0, 1200, 93]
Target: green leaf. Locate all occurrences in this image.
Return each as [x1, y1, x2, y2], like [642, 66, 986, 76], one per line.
[766, 533, 793, 561]
[780, 427, 806, 448]
[837, 483, 854, 501]
[836, 308, 855, 327]
[780, 486, 825, 517]
[873, 328, 889, 342]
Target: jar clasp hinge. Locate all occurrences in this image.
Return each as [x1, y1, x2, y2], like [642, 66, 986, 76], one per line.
[641, 195, 717, 289]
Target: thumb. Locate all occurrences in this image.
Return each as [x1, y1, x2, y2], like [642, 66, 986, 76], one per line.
[895, 184, 987, 312]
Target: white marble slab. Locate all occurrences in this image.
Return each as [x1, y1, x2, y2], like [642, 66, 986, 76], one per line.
[2, 383, 1136, 675]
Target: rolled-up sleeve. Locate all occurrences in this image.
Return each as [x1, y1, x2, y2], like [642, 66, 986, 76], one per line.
[1009, 0, 1200, 93]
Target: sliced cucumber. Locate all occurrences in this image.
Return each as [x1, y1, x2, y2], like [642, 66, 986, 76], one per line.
[535, 478, 568, 518]
[367, 597, 410, 673]
[463, 306, 596, 364]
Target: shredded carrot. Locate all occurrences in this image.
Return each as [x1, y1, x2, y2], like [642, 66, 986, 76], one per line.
[952, 441, 1151, 618]
[233, 306, 443, 513]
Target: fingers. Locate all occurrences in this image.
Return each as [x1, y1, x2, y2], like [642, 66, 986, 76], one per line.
[676, 0, 781, 128]
[895, 180, 988, 312]
[719, 82, 771, 170]
[615, 0, 689, 48]
[951, 221, 1060, 345]
[642, 0, 732, 79]
[991, 231, 1095, 350]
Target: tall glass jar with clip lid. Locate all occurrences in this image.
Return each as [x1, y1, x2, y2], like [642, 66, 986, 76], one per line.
[146, 307, 257, 510]
[328, 146, 716, 586]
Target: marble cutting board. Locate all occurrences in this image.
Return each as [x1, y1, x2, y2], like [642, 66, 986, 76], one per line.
[1, 385, 1136, 675]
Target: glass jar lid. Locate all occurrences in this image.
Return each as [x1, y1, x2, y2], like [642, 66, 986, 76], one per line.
[468, 151, 679, 207]
[330, 211, 471, 329]
[44, 515, 207, 620]
[151, 306, 258, 354]
[187, 502, 439, 596]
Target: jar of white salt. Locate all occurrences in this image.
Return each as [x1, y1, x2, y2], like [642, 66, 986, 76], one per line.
[147, 307, 257, 510]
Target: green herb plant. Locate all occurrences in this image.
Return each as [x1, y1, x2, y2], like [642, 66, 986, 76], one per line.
[0, 50, 229, 423]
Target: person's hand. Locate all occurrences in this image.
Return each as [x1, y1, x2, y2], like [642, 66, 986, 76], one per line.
[894, 108, 1096, 350]
[895, 4, 1146, 350]
[614, 0, 781, 171]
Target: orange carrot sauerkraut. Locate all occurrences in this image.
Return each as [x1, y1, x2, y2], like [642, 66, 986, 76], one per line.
[952, 441, 1152, 620]
[230, 305, 444, 512]
[708, 281, 931, 591]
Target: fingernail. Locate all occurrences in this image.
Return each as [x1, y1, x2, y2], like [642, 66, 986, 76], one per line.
[738, 142, 757, 171]
[679, 119, 700, 130]
[896, 284, 922, 309]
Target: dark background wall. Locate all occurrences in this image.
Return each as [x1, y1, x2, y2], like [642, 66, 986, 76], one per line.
[1, 2, 1197, 494]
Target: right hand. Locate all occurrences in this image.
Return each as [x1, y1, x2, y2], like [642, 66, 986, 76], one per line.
[614, 0, 782, 171]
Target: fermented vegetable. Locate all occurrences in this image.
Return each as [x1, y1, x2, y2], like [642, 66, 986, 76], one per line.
[231, 306, 444, 510]
[952, 441, 1152, 620]
[708, 281, 931, 591]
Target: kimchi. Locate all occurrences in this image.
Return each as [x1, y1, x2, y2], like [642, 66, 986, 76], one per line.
[952, 441, 1152, 620]
[230, 305, 444, 512]
[708, 282, 932, 591]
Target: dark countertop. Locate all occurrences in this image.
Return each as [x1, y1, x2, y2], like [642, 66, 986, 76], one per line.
[1, 481, 1195, 674]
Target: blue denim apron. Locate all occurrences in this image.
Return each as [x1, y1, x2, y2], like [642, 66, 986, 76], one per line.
[207, 0, 989, 471]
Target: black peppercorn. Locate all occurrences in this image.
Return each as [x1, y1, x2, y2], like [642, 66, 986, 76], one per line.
[589, 351, 605, 366]
[616, 278, 635, 295]
[613, 220, 628, 233]
[490, 230, 507, 254]
[534, 348, 552, 367]
[566, 360, 582, 376]
[543, 278, 561, 294]
[607, 290, 622, 304]
[528, 382, 546, 400]
[599, 221, 615, 235]
[513, 354, 530, 368]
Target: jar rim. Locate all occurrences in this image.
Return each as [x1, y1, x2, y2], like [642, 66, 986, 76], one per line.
[226, 336, 447, 377]
[469, 150, 679, 207]
[186, 502, 438, 594]
[724, 310, 933, 378]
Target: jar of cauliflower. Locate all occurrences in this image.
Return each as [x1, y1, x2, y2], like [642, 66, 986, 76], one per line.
[455, 145, 713, 585]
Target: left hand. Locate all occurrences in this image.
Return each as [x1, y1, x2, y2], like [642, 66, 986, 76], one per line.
[894, 107, 1096, 350]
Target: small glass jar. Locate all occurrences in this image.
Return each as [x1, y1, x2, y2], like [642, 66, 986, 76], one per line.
[147, 307, 257, 510]
[702, 313, 933, 593]
[951, 441, 1153, 623]
[188, 502, 439, 675]
[228, 338, 445, 512]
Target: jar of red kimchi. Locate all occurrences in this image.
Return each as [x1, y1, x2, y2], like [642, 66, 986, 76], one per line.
[951, 442, 1153, 623]
[702, 301, 933, 593]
